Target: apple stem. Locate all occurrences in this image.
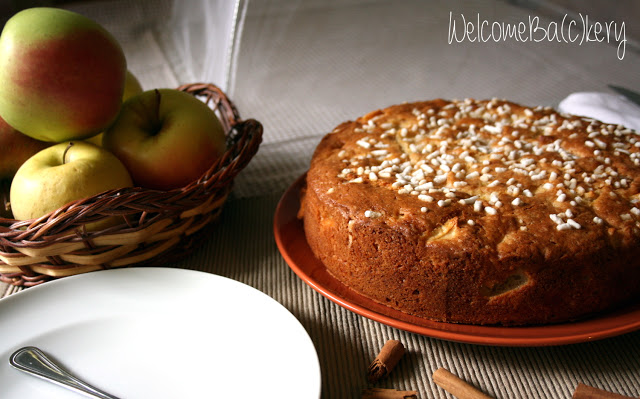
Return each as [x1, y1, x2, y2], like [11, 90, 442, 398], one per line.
[154, 89, 161, 123]
[63, 142, 74, 165]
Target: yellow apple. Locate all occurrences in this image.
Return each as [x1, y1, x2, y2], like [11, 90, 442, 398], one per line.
[10, 141, 133, 230]
[85, 70, 143, 146]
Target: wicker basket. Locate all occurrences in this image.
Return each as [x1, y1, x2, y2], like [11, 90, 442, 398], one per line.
[0, 83, 262, 287]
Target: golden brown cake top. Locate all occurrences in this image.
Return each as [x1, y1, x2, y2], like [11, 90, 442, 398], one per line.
[308, 98, 640, 256]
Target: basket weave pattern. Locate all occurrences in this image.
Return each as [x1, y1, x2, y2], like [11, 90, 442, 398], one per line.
[0, 83, 262, 286]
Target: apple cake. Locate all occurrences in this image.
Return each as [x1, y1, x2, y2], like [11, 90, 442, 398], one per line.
[299, 98, 640, 325]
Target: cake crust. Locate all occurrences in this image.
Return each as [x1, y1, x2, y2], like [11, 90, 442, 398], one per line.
[300, 98, 640, 325]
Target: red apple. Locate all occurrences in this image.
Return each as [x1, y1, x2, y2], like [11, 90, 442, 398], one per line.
[85, 70, 144, 146]
[0, 114, 51, 181]
[0, 7, 127, 142]
[102, 89, 227, 191]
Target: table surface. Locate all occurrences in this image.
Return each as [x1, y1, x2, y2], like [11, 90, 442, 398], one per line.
[2, 1, 640, 398]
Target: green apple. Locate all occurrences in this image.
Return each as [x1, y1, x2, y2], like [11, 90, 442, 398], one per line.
[10, 141, 133, 230]
[0, 114, 52, 181]
[122, 70, 143, 100]
[0, 7, 127, 142]
[85, 70, 143, 146]
[103, 89, 227, 191]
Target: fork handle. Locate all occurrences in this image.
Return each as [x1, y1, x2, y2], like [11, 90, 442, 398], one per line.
[10, 346, 121, 399]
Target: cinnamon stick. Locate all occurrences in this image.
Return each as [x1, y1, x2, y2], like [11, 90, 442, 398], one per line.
[367, 340, 406, 382]
[432, 367, 494, 399]
[573, 383, 637, 399]
[362, 388, 418, 399]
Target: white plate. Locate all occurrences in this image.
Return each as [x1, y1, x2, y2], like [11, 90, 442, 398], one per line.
[0, 267, 321, 398]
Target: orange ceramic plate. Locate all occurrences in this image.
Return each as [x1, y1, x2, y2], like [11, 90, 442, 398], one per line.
[274, 174, 640, 346]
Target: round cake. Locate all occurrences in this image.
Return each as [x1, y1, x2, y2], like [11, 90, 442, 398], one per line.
[299, 98, 640, 326]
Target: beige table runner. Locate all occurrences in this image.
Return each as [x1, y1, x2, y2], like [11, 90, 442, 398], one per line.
[2, 0, 640, 397]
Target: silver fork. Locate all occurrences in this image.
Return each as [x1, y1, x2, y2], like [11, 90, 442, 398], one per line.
[10, 346, 120, 399]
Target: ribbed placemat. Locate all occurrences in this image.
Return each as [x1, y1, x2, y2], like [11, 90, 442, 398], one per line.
[169, 192, 640, 398]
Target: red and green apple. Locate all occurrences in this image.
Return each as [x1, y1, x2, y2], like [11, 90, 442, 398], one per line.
[0, 7, 127, 142]
[103, 89, 227, 191]
[85, 70, 144, 146]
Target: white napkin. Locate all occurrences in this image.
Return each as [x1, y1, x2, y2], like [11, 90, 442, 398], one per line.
[558, 92, 640, 132]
